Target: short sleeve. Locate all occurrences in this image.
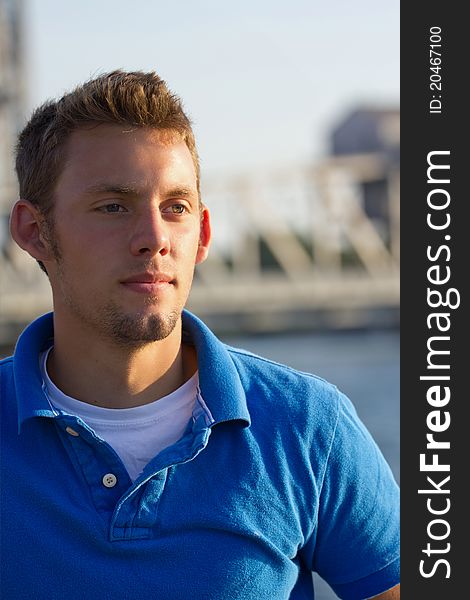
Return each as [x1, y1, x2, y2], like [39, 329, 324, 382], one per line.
[304, 391, 400, 599]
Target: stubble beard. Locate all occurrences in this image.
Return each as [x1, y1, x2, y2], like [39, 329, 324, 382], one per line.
[60, 272, 182, 348]
[50, 241, 183, 349]
[98, 302, 181, 348]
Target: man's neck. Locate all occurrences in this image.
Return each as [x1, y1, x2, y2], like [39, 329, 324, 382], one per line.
[47, 315, 196, 409]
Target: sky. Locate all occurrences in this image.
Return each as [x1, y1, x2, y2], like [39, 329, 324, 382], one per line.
[22, 0, 399, 177]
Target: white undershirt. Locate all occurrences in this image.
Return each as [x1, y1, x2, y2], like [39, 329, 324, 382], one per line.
[40, 348, 199, 482]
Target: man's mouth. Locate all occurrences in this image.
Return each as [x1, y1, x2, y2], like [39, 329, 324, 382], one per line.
[120, 272, 174, 294]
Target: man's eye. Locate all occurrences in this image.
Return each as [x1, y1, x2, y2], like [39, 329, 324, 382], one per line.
[163, 204, 187, 215]
[100, 203, 126, 213]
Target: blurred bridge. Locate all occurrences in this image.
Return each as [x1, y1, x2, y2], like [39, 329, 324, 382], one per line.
[1, 154, 400, 341]
[189, 156, 399, 332]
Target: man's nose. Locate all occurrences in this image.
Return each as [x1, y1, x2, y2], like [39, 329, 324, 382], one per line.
[129, 207, 170, 257]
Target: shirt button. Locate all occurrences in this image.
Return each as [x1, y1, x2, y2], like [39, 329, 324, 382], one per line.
[65, 426, 80, 437]
[102, 473, 118, 488]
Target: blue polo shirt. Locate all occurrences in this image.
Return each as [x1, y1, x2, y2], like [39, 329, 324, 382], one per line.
[0, 311, 399, 599]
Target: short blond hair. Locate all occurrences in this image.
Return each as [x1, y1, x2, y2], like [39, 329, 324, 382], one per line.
[15, 70, 200, 218]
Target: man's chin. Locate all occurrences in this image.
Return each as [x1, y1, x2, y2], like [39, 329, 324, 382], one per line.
[103, 309, 181, 347]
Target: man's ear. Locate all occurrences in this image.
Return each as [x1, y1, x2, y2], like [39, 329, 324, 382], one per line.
[9, 200, 53, 263]
[196, 205, 212, 264]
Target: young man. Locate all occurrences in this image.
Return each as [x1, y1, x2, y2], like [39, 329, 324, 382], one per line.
[1, 71, 400, 599]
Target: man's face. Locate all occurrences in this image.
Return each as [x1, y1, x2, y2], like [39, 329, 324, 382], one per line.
[43, 124, 210, 346]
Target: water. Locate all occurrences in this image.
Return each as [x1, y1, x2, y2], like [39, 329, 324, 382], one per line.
[221, 328, 400, 600]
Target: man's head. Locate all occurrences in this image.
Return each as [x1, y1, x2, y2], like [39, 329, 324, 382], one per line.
[10, 71, 211, 347]
[15, 70, 201, 273]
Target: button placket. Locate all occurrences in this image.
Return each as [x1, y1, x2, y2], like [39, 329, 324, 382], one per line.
[59, 418, 128, 515]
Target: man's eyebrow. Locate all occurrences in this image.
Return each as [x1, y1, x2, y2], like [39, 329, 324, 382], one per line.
[83, 183, 138, 196]
[83, 184, 197, 198]
[163, 187, 197, 199]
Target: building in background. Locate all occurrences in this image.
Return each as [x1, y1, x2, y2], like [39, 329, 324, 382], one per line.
[330, 107, 400, 246]
[331, 107, 400, 159]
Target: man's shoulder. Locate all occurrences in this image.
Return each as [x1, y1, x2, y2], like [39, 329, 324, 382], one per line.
[0, 353, 14, 365]
[0, 354, 14, 378]
[224, 343, 341, 419]
[0, 355, 16, 422]
[225, 343, 337, 390]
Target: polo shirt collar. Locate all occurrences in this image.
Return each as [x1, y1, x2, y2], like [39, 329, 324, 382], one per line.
[14, 310, 250, 433]
[14, 312, 57, 432]
[182, 310, 250, 427]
